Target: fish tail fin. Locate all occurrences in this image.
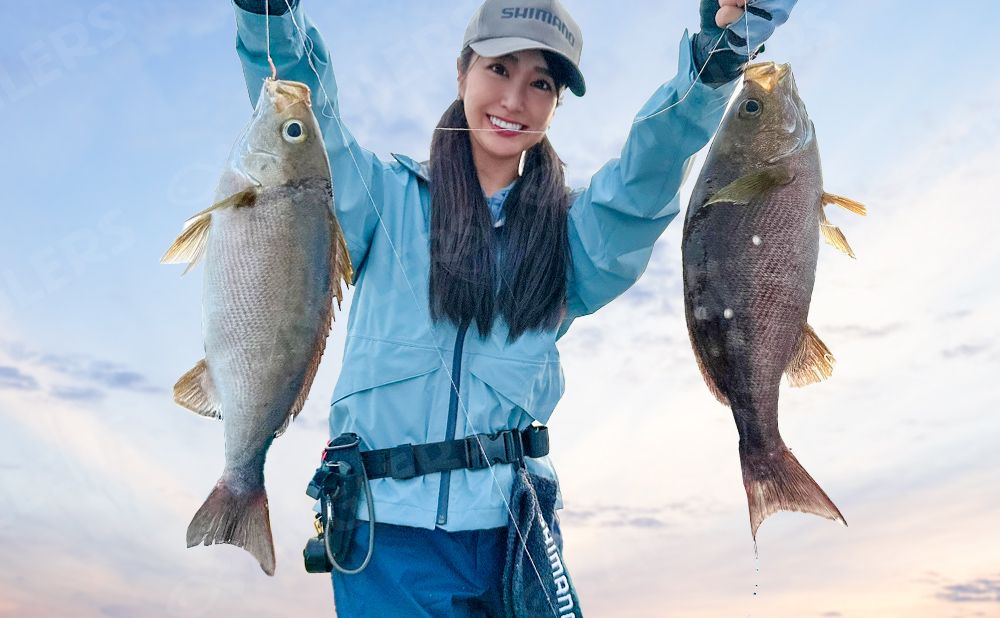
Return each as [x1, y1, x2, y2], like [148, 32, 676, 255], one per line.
[186, 478, 275, 576]
[741, 446, 847, 539]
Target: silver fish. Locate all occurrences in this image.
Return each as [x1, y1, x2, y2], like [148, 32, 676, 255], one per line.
[682, 63, 865, 538]
[162, 78, 352, 575]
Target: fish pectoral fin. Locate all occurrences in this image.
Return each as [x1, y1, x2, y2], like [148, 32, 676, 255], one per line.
[173, 359, 222, 419]
[186, 186, 260, 222]
[161, 215, 212, 274]
[161, 187, 260, 273]
[785, 324, 835, 388]
[705, 167, 795, 206]
[819, 208, 857, 259]
[822, 192, 867, 216]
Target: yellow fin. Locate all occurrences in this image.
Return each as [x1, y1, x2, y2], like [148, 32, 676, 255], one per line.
[334, 220, 354, 298]
[161, 215, 212, 274]
[161, 188, 259, 274]
[785, 324, 835, 388]
[822, 192, 867, 216]
[186, 187, 259, 222]
[173, 359, 222, 419]
[706, 167, 795, 206]
[819, 208, 856, 259]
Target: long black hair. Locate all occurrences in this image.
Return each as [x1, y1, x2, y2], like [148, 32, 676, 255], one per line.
[429, 48, 570, 341]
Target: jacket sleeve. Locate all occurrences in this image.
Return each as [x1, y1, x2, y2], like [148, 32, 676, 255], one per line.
[233, 3, 385, 273]
[557, 31, 738, 339]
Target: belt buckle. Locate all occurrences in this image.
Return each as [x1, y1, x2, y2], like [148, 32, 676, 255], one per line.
[466, 430, 522, 469]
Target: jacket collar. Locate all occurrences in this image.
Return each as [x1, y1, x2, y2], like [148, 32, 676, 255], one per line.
[391, 153, 430, 182]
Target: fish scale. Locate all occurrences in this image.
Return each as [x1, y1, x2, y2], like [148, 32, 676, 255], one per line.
[162, 79, 352, 575]
[682, 62, 864, 539]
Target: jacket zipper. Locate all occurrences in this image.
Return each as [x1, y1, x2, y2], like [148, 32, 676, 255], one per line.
[436, 320, 470, 526]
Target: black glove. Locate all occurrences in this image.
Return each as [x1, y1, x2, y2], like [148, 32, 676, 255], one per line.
[233, 0, 298, 15]
[691, 0, 750, 86]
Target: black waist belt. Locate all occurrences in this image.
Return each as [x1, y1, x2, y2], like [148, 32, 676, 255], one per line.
[360, 426, 550, 481]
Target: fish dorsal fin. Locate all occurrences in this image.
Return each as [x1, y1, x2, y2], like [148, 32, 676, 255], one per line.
[819, 208, 857, 259]
[822, 192, 867, 216]
[785, 324, 835, 388]
[161, 187, 259, 274]
[706, 167, 795, 206]
[276, 211, 354, 438]
[173, 359, 222, 419]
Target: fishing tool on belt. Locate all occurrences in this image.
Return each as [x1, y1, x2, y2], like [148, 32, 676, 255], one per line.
[267, 0, 782, 599]
[303, 433, 375, 574]
[303, 427, 552, 575]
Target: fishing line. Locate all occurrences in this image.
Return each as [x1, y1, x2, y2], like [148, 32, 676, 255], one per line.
[265, 0, 277, 80]
[434, 29, 729, 133]
[433, 2, 756, 132]
[266, 0, 761, 607]
[276, 1, 561, 613]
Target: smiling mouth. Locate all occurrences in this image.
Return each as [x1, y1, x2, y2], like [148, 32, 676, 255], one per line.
[488, 115, 526, 132]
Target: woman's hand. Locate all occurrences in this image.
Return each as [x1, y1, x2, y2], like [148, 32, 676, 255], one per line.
[693, 0, 797, 85]
[709, 0, 798, 56]
[715, 0, 748, 28]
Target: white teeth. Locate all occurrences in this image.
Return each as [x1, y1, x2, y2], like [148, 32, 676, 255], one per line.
[489, 115, 524, 131]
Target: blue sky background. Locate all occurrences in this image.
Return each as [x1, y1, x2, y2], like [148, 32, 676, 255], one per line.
[1, 1, 998, 616]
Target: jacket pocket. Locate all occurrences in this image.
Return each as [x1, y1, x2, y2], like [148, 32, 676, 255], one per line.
[331, 336, 442, 405]
[466, 354, 564, 425]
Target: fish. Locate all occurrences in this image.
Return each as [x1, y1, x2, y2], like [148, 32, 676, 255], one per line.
[681, 62, 865, 538]
[161, 78, 352, 575]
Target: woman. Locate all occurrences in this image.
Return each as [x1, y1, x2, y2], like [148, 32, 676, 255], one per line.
[231, 0, 796, 615]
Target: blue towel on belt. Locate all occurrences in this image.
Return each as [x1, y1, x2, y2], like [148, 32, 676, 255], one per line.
[503, 469, 583, 617]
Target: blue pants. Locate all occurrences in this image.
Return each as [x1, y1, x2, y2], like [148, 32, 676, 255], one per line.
[331, 522, 508, 617]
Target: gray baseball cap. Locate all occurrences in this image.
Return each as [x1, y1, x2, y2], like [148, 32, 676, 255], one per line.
[462, 0, 586, 96]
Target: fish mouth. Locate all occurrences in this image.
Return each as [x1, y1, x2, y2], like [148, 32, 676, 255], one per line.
[744, 62, 790, 93]
[265, 78, 312, 112]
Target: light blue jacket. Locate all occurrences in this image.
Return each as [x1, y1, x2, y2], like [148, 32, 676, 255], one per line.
[234, 5, 737, 531]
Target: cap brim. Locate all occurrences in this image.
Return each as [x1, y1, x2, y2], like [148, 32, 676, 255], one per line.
[469, 37, 586, 96]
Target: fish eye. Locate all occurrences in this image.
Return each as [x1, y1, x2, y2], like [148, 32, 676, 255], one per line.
[741, 99, 762, 117]
[281, 119, 306, 143]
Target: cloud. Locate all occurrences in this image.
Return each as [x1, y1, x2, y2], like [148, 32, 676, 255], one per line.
[941, 343, 993, 360]
[936, 575, 1000, 603]
[1, 341, 163, 396]
[0, 366, 38, 391]
[606, 516, 667, 529]
[49, 385, 105, 403]
[560, 501, 712, 530]
[824, 322, 906, 340]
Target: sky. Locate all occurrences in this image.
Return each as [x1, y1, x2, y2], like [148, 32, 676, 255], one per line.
[1, 0, 998, 617]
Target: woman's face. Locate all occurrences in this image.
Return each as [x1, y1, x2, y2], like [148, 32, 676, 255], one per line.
[458, 49, 559, 169]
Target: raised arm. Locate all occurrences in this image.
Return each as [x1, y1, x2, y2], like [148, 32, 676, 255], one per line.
[557, 32, 737, 337]
[556, 0, 797, 339]
[233, 0, 385, 272]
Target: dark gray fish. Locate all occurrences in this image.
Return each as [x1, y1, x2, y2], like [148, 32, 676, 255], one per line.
[162, 79, 352, 574]
[682, 62, 865, 538]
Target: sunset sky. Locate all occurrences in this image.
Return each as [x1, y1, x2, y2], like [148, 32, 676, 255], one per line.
[1, 1, 998, 617]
